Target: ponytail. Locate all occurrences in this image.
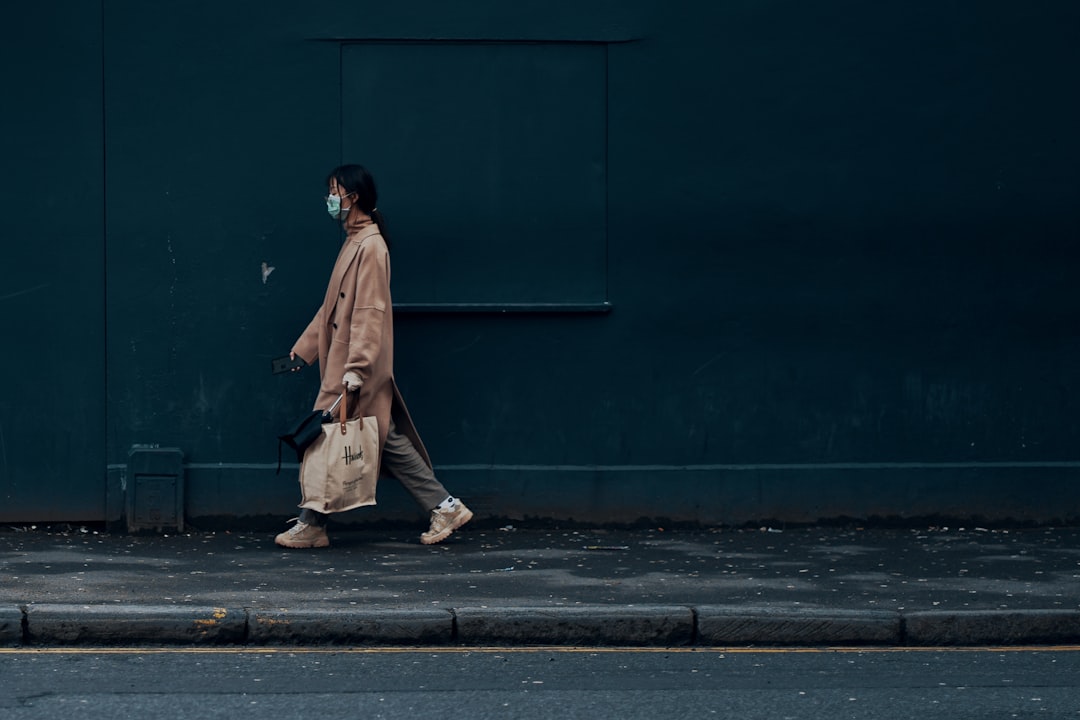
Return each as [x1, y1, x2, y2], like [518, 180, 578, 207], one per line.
[371, 208, 391, 252]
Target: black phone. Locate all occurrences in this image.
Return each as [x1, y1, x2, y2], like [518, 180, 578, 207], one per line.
[271, 355, 307, 375]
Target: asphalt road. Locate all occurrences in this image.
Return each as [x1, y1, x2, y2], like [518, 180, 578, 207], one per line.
[1, 647, 1079, 719]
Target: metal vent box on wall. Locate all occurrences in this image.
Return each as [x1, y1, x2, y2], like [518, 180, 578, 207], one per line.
[126, 447, 184, 533]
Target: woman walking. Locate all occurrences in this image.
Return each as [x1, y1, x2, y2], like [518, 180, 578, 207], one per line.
[275, 164, 472, 548]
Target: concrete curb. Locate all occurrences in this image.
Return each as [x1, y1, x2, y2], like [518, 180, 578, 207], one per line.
[248, 608, 453, 645]
[697, 606, 902, 646]
[453, 605, 695, 646]
[11, 604, 1080, 647]
[25, 605, 246, 645]
[1, 606, 22, 646]
[905, 609, 1080, 646]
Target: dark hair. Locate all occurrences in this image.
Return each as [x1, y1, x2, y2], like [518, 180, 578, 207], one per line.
[326, 164, 390, 249]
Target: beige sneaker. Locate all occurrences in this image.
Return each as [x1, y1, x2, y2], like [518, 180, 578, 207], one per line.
[274, 518, 329, 548]
[420, 502, 473, 545]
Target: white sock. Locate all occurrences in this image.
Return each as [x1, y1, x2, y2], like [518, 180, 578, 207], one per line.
[436, 496, 457, 511]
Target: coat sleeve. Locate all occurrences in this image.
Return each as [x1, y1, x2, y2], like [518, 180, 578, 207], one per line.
[291, 308, 322, 365]
[344, 240, 390, 385]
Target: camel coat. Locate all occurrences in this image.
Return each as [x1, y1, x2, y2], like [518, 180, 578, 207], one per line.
[291, 220, 432, 482]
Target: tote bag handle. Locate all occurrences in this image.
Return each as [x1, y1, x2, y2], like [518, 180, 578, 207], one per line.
[338, 390, 363, 435]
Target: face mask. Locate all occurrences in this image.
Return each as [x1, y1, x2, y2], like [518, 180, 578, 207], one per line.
[326, 194, 350, 220]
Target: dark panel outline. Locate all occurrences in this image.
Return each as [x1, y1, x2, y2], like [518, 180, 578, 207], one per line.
[333, 38, 626, 313]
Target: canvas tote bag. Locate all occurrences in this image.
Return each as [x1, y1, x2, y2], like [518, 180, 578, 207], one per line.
[298, 392, 379, 513]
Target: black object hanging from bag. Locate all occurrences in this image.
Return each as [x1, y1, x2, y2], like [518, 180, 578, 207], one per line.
[276, 394, 344, 473]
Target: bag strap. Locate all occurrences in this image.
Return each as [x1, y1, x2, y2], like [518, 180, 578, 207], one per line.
[338, 391, 363, 435]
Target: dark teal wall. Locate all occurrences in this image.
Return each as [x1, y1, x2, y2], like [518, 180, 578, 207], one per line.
[0, 4, 105, 520]
[631, 1, 1080, 466]
[3, 1, 1079, 524]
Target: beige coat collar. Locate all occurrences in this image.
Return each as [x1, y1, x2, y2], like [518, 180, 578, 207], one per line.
[323, 223, 382, 313]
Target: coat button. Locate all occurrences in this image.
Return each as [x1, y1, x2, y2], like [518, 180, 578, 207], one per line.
[340, 292, 345, 298]
[332, 322, 338, 329]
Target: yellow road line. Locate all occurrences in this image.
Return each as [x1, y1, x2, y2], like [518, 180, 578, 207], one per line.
[1, 646, 1079, 655]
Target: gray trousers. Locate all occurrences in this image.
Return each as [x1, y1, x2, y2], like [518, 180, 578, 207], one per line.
[299, 418, 449, 526]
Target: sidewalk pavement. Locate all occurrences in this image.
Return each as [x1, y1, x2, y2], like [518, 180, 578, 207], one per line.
[1, 522, 1078, 647]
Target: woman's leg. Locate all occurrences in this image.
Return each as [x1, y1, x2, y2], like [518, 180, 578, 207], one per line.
[381, 418, 452, 511]
[382, 418, 472, 544]
[298, 508, 328, 526]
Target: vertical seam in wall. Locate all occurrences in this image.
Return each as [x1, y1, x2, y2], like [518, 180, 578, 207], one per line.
[101, 0, 109, 493]
[603, 42, 610, 305]
[338, 42, 345, 163]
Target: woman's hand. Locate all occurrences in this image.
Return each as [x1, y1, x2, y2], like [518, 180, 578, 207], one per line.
[343, 370, 363, 392]
[289, 351, 303, 372]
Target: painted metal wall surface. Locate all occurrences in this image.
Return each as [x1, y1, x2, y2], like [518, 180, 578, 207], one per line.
[0, 5, 106, 521]
[342, 41, 609, 307]
[3, 1, 1079, 524]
